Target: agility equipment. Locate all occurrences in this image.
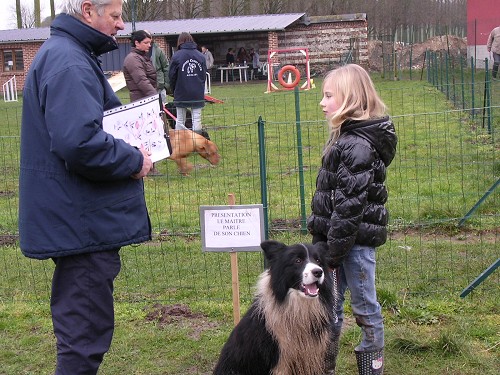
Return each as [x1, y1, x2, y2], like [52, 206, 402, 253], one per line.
[278, 65, 301, 89]
[266, 48, 312, 93]
[204, 94, 224, 103]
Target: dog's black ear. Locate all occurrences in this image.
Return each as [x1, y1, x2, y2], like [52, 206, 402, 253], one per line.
[260, 240, 286, 262]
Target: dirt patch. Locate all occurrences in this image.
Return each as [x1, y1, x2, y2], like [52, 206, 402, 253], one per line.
[0, 190, 15, 197]
[144, 303, 219, 340]
[367, 35, 467, 72]
[0, 235, 18, 247]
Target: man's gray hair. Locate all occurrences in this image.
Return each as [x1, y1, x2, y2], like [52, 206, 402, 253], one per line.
[60, 0, 113, 17]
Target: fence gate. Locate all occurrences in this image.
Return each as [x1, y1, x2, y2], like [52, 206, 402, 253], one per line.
[3, 76, 18, 102]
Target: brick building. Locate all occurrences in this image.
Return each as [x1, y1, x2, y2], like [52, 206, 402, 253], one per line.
[0, 13, 367, 90]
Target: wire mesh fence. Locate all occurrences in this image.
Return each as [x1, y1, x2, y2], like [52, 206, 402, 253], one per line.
[0, 70, 498, 308]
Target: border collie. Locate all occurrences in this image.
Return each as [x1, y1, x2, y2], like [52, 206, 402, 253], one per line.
[213, 240, 335, 375]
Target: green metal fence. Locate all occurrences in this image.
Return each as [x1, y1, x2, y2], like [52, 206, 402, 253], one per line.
[0, 73, 498, 307]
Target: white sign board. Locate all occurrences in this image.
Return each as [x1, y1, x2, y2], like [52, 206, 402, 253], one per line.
[200, 204, 264, 252]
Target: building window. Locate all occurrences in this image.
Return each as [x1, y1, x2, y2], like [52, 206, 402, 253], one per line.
[2, 49, 24, 72]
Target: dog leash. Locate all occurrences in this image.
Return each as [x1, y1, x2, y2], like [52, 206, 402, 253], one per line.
[303, 243, 340, 322]
[163, 104, 177, 121]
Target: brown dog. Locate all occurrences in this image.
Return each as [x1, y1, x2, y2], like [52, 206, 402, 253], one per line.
[167, 129, 220, 175]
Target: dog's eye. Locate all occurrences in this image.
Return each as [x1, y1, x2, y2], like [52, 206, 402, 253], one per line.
[315, 257, 321, 264]
[295, 258, 302, 264]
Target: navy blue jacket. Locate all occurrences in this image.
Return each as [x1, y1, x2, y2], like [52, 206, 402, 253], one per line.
[307, 117, 397, 267]
[19, 14, 151, 259]
[168, 41, 206, 108]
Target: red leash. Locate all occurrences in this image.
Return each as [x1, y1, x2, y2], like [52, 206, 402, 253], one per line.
[163, 104, 177, 120]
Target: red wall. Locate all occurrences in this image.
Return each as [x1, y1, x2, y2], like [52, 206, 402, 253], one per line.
[467, 0, 500, 46]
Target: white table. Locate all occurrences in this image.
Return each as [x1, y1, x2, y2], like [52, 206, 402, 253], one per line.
[218, 65, 248, 83]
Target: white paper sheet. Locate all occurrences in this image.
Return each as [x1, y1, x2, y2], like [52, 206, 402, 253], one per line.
[103, 94, 170, 162]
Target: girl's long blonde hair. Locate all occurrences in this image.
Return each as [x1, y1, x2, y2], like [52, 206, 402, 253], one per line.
[322, 64, 387, 156]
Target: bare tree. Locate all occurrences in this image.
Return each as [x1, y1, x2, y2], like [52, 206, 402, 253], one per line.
[10, 1, 44, 29]
[122, 0, 165, 22]
[260, 0, 286, 14]
[114, 0, 469, 40]
[201, 0, 211, 18]
[221, 0, 246, 16]
[50, 0, 56, 19]
[16, 0, 22, 28]
[34, 0, 41, 27]
[20, 4, 37, 28]
[171, 0, 206, 19]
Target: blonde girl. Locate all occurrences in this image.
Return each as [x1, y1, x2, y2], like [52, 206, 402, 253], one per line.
[308, 64, 397, 375]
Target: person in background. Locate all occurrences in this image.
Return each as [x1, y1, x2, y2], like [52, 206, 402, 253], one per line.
[151, 41, 170, 103]
[123, 29, 161, 175]
[123, 29, 157, 102]
[201, 45, 214, 86]
[250, 47, 260, 80]
[487, 24, 500, 80]
[307, 64, 397, 375]
[201, 45, 214, 70]
[19, 1, 152, 374]
[225, 47, 235, 65]
[168, 32, 207, 136]
[236, 46, 250, 65]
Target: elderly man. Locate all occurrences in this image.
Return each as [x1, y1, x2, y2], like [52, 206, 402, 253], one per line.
[487, 25, 500, 80]
[19, 0, 152, 374]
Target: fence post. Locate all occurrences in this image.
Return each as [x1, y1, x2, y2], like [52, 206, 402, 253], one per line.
[293, 87, 307, 234]
[445, 52, 450, 100]
[483, 58, 492, 134]
[460, 55, 465, 110]
[257, 116, 269, 240]
[439, 51, 444, 92]
[409, 44, 413, 80]
[470, 57, 475, 119]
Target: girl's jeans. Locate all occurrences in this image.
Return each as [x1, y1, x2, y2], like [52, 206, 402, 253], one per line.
[175, 107, 202, 132]
[332, 244, 384, 352]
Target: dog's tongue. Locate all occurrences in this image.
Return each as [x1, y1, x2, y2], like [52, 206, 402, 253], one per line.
[304, 283, 319, 296]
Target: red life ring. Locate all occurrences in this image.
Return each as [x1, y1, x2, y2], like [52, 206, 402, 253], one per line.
[278, 65, 301, 88]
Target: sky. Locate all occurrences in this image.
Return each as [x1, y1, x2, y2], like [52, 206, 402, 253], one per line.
[1, 0, 60, 30]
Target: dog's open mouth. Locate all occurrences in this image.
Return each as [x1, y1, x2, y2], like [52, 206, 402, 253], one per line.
[300, 282, 319, 297]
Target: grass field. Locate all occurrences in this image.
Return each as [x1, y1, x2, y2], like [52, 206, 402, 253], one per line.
[0, 73, 499, 374]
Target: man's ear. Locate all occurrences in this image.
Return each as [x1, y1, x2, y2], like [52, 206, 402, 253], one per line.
[81, 1, 93, 23]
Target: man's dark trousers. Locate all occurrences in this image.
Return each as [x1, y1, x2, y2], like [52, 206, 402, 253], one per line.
[51, 249, 121, 375]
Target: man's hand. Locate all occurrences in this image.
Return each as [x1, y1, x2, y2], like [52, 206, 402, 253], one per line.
[131, 147, 153, 179]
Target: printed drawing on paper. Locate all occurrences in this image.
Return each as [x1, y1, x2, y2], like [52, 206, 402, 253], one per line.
[103, 94, 170, 162]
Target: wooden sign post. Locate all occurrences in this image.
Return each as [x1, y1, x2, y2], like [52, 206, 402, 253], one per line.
[199, 197, 264, 327]
[227, 193, 240, 325]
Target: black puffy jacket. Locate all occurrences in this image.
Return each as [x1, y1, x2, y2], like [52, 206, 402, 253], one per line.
[307, 116, 397, 267]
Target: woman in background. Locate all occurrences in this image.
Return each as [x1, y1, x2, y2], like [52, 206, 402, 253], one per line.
[123, 30, 157, 102]
[123, 30, 161, 175]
